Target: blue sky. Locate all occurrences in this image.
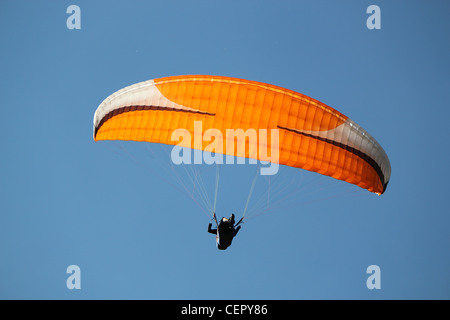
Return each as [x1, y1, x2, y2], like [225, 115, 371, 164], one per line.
[1, 0, 449, 299]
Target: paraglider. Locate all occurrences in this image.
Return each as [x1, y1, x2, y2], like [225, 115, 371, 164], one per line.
[93, 75, 391, 249]
[208, 213, 242, 250]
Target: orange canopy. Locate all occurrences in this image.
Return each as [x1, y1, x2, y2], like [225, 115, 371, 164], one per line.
[93, 75, 391, 194]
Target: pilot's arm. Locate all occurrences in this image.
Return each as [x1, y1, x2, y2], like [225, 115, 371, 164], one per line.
[234, 225, 241, 236]
[208, 223, 217, 234]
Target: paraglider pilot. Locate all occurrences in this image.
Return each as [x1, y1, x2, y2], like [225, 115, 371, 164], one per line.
[208, 213, 241, 250]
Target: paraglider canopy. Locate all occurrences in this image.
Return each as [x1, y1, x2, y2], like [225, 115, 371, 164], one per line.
[93, 75, 391, 195]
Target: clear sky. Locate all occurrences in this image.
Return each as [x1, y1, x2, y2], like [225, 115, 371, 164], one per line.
[1, 0, 449, 299]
